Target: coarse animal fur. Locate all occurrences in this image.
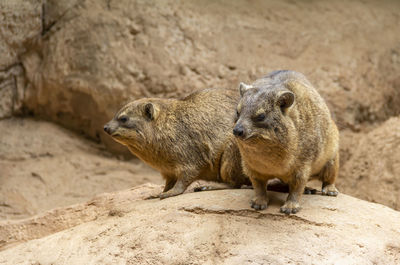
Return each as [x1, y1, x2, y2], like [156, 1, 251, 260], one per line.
[104, 88, 250, 198]
[233, 70, 339, 214]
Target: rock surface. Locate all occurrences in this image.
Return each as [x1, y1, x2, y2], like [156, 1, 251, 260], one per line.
[339, 117, 400, 210]
[0, 184, 399, 264]
[0, 0, 41, 118]
[0, 0, 41, 69]
[0, 183, 163, 251]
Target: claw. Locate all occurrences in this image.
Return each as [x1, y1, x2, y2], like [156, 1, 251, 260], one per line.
[322, 184, 339, 196]
[159, 191, 179, 199]
[250, 197, 268, 211]
[280, 201, 301, 215]
[304, 187, 318, 195]
[144, 194, 160, 200]
[194, 186, 209, 192]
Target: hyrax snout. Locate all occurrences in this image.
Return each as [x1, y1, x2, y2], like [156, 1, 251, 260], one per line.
[104, 88, 250, 199]
[234, 70, 339, 214]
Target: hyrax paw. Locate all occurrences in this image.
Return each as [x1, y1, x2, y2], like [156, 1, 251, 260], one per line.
[304, 186, 318, 195]
[251, 197, 268, 211]
[144, 194, 160, 200]
[159, 190, 180, 200]
[280, 201, 301, 215]
[322, 184, 339, 197]
[193, 186, 210, 192]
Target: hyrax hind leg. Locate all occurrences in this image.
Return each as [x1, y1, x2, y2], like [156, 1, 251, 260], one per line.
[320, 152, 339, 196]
[280, 166, 309, 214]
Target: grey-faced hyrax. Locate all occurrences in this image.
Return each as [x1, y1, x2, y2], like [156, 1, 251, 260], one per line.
[233, 70, 339, 214]
[104, 88, 251, 199]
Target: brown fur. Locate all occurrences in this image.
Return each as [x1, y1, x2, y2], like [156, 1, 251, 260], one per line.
[234, 70, 339, 214]
[104, 88, 250, 198]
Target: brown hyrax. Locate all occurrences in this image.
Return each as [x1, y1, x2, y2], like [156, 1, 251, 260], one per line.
[233, 70, 339, 214]
[103, 88, 250, 199]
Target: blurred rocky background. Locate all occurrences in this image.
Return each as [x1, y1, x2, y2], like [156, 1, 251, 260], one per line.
[1, 0, 400, 262]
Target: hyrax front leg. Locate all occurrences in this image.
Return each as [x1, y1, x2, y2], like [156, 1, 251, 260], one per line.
[280, 168, 309, 214]
[321, 152, 339, 196]
[162, 177, 177, 193]
[250, 177, 268, 210]
[159, 171, 195, 199]
[145, 176, 178, 200]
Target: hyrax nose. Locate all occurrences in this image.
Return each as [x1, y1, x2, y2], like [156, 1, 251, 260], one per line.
[103, 124, 111, 135]
[233, 125, 245, 138]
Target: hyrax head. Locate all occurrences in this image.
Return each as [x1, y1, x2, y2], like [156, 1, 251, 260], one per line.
[103, 98, 160, 148]
[233, 82, 294, 143]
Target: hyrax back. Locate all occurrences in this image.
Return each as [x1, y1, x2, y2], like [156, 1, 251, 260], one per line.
[233, 70, 339, 214]
[104, 88, 249, 198]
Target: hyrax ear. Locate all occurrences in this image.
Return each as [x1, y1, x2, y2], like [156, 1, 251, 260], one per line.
[239, 82, 253, 97]
[277, 91, 295, 112]
[144, 103, 158, 121]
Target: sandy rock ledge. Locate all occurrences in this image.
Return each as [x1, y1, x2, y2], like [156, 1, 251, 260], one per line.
[0, 184, 399, 264]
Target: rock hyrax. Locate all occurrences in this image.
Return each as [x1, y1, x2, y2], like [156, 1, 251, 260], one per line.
[233, 70, 339, 214]
[104, 88, 250, 199]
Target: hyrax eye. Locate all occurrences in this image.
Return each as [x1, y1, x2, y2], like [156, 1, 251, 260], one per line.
[255, 113, 266, 122]
[118, 115, 129, 123]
